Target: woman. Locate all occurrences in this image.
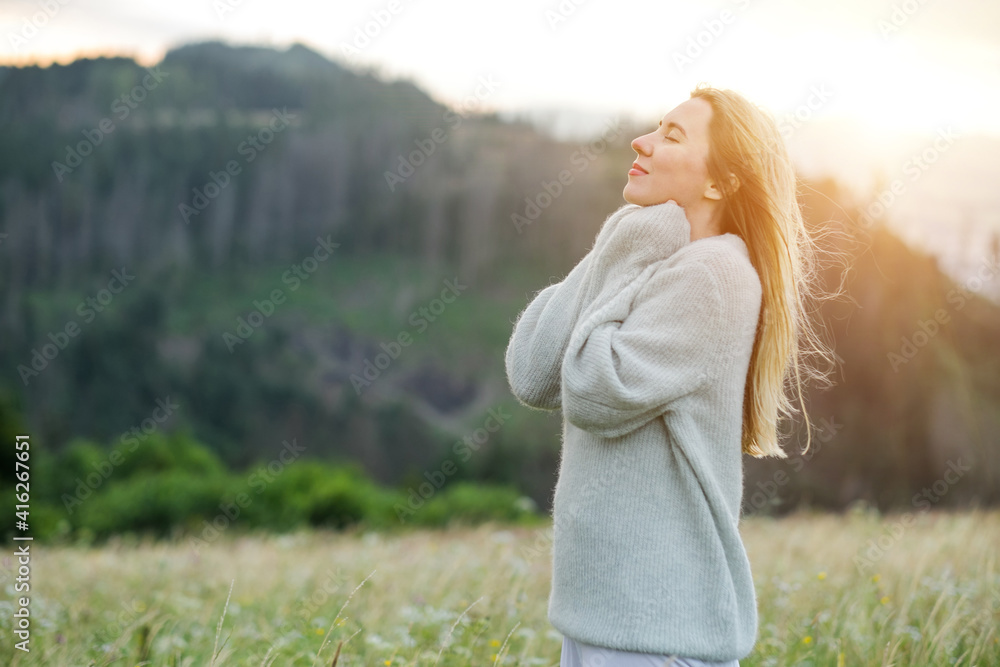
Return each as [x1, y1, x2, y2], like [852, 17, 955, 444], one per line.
[504, 85, 834, 666]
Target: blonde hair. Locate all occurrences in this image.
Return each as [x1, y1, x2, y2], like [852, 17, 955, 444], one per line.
[689, 84, 837, 458]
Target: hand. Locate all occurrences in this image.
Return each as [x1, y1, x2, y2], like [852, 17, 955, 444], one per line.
[589, 203, 641, 258]
[579, 200, 691, 309]
[594, 199, 690, 273]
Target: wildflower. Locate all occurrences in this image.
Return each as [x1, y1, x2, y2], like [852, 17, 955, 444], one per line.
[871, 574, 880, 583]
[817, 572, 827, 581]
[880, 596, 890, 605]
[490, 639, 501, 647]
[315, 628, 324, 635]
[802, 636, 813, 645]
[384, 661, 392, 666]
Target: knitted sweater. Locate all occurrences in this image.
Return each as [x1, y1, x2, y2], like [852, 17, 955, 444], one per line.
[504, 201, 762, 661]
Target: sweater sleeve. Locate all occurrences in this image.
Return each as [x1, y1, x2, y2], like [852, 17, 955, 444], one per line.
[503, 203, 645, 410]
[504, 201, 694, 411]
[561, 258, 726, 438]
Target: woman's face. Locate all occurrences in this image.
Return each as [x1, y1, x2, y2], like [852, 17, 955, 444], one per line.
[623, 97, 715, 208]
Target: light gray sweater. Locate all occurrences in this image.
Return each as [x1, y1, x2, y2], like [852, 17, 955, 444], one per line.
[504, 201, 762, 661]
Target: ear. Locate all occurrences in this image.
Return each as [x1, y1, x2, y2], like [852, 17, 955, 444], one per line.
[704, 173, 739, 201]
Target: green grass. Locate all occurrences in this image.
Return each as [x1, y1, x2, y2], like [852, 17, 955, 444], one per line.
[1, 508, 997, 665]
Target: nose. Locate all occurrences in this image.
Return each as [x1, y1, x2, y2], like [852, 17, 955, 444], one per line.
[631, 133, 652, 157]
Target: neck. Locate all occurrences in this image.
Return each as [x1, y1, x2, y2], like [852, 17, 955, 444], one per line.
[685, 199, 725, 242]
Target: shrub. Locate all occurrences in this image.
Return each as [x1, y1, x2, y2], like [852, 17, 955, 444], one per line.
[268, 461, 400, 530]
[37, 438, 108, 506]
[416, 482, 539, 527]
[74, 470, 231, 542]
[109, 429, 226, 480]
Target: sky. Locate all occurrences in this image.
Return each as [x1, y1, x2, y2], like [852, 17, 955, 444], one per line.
[2, 0, 999, 262]
[2, 0, 998, 137]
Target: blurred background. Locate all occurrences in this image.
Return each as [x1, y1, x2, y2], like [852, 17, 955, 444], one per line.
[1, 0, 999, 542]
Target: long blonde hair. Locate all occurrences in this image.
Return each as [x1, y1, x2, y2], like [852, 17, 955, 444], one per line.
[689, 84, 837, 458]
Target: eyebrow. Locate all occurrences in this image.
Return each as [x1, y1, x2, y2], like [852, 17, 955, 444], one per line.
[658, 119, 687, 137]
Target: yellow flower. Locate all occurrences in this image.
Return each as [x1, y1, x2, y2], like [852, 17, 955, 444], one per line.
[384, 661, 392, 666]
[490, 639, 501, 647]
[837, 652, 846, 667]
[871, 574, 881, 583]
[336, 618, 347, 627]
[491, 654, 499, 661]
[880, 596, 890, 605]
[802, 636, 813, 645]
[817, 572, 827, 581]
[315, 628, 324, 635]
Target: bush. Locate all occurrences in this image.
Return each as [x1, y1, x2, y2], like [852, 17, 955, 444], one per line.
[74, 470, 231, 542]
[302, 474, 373, 529]
[415, 482, 539, 527]
[260, 461, 401, 531]
[23, 502, 71, 542]
[30, 431, 224, 510]
[36, 438, 108, 506]
[19, 429, 541, 543]
[108, 429, 226, 480]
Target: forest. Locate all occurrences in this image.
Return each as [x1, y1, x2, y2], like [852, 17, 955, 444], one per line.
[1, 41, 999, 542]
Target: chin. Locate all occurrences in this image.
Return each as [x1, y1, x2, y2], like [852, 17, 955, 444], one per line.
[622, 188, 652, 207]
[622, 184, 644, 206]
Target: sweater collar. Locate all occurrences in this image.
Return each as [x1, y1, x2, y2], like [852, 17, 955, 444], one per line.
[693, 231, 750, 258]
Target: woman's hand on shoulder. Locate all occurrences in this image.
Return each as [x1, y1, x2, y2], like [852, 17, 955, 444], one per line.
[576, 200, 692, 313]
[591, 200, 691, 275]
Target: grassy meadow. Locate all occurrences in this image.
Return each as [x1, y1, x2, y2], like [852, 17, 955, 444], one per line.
[1, 507, 998, 666]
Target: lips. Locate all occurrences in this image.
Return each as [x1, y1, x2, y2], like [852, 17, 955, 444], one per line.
[629, 162, 648, 176]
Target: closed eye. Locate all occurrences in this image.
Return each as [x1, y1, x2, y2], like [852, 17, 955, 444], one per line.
[658, 119, 687, 142]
